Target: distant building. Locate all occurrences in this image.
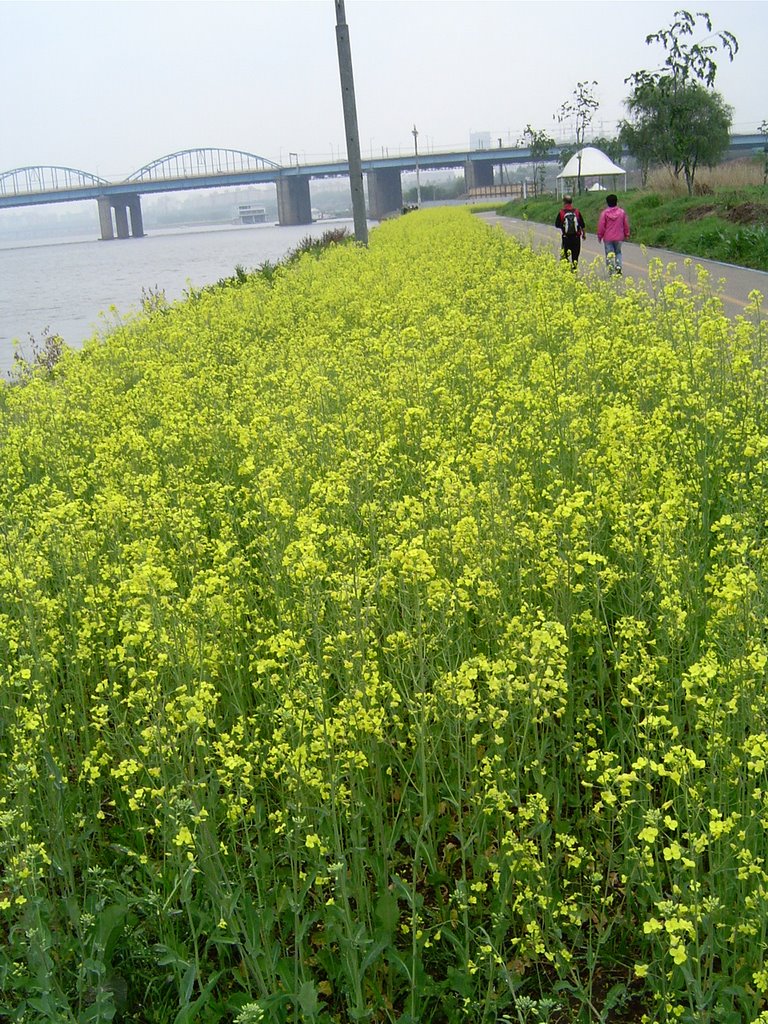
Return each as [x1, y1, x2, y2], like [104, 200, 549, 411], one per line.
[470, 131, 492, 151]
[236, 203, 267, 224]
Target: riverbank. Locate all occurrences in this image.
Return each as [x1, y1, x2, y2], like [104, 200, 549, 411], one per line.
[0, 219, 357, 376]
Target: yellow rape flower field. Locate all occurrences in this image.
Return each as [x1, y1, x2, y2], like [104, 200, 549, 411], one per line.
[1, 208, 767, 1024]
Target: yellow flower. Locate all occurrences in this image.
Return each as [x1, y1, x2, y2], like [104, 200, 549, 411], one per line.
[670, 943, 688, 966]
[639, 826, 658, 844]
[173, 826, 194, 848]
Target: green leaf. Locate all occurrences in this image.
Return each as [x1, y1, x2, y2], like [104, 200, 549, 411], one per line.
[297, 980, 320, 1017]
[375, 890, 400, 933]
[173, 971, 223, 1024]
[360, 936, 391, 974]
[600, 983, 627, 1017]
[93, 904, 128, 964]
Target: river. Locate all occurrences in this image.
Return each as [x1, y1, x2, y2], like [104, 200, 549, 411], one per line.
[0, 220, 355, 378]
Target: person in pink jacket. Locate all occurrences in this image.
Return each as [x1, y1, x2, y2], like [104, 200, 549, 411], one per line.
[596, 194, 630, 275]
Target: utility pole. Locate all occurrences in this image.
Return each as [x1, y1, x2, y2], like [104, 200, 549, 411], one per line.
[334, 0, 368, 245]
[412, 124, 421, 206]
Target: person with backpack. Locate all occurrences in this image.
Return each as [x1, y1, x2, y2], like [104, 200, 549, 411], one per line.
[555, 195, 586, 270]
[596, 193, 631, 275]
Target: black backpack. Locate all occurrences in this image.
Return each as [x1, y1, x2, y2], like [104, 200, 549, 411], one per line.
[562, 210, 579, 236]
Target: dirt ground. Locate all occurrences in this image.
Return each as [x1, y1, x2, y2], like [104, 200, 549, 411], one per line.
[683, 200, 768, 225]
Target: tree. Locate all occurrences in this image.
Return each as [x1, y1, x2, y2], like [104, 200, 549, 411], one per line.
[618, 119, 656, 187]
[557, 144, 577, 172]
[519, 124, 555, 195]
[622, 81, 732, 193]
[590, 136, 624, 166]
[556, 81, 599, 193]
[639, 9, 737, 88]
[622, 9, 738, 194]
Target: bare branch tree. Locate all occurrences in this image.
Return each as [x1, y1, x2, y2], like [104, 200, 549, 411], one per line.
[556, 81, 599, 193]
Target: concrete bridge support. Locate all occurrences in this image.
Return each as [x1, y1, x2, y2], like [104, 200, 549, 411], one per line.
[367, 167, 403, 220]
[464, 159, 494, 191]
[277, 174, 312, 225]
[127, 194, 144, 237]
[97, 193, 145, 239]
[97, 197, 114, 240]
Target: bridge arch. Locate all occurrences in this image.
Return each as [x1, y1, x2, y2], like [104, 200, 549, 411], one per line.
[0, 165, 109, 197]
[126, 148, 280, 182]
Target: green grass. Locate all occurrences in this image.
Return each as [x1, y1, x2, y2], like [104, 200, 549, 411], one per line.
[496, 185, 768, 271]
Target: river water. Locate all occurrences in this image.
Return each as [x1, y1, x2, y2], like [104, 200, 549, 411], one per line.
[0, 220, 354, 377]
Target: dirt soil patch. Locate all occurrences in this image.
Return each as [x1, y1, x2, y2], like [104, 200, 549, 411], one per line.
[724, 201, 768, 225]
[683, 202, 768, 225]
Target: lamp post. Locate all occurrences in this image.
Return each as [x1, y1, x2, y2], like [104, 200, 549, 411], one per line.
[334, 0, 368, 244]
[412, 124, 421, 206]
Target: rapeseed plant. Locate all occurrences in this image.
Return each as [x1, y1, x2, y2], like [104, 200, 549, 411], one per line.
[0, 208, 766, 1022]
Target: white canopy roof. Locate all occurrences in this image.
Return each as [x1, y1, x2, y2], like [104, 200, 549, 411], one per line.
[557, 146, 626, 179]
[557, 147, 626, 196]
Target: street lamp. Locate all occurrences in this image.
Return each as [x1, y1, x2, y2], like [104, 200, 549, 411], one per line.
[334, 0, 368, 245]
[412, 124, 421, 206]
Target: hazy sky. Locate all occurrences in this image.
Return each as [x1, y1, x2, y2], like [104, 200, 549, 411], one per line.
[1, 0, 764, 180]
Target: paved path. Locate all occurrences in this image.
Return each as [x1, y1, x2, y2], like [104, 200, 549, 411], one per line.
[478, 212, 768, 318]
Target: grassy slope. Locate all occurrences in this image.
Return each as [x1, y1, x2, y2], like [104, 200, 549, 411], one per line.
[497, 186, 768, 271]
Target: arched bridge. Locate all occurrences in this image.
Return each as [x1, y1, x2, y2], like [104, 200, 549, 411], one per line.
[0, 148, 295, 238]
[0, 165, 110, 194]
[1, 137, 764, 236]
[0, 142, 497, 234]
[0, 149, 280, 198]
[125, 148, 280, 183]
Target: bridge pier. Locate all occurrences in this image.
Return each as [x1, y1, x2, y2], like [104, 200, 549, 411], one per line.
[367, 167, 403, 220]
[114, 202, 130, 239]
[97, 193, 145, 240]
[276, 174, 312, 225]
[127, 194, 144, 237]
[464, 158, 494, 191]
[97, 197, 113, 240]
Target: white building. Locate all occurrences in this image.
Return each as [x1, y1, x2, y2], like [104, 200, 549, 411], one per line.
[236, 204, 267, 225]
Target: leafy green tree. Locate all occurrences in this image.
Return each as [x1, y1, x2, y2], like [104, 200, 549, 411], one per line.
[622, 80, 732, 193]
[639, 9, 737, 87]
[621, 9, 738, 194]
[556, 81, 599, 193]
[519, 124, 555, 195]
[403, 178, 465, 204]
[590, 136, 624, 165]
[618, 120, 655, 186]
[555, 144, 575, 170]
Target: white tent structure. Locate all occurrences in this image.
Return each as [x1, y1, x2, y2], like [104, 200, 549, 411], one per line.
[557, 146, 626, 196]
